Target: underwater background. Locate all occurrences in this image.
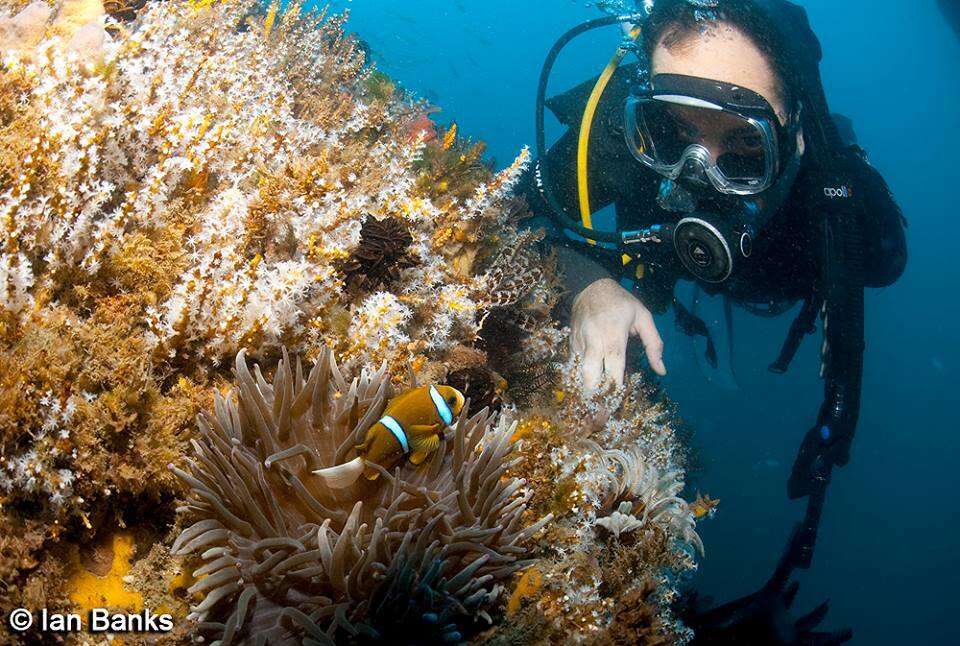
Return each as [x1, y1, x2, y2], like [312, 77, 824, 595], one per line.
[337, 0, 960, 643]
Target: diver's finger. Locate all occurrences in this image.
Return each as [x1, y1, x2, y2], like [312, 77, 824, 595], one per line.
[581, 341, 604, 393]
[632, 310, 666, 376]
[570, 324, 586, 358]
[603, 341, 627, 387]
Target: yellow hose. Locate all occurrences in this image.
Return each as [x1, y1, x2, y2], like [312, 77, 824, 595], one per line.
[577, 26, 642, 244]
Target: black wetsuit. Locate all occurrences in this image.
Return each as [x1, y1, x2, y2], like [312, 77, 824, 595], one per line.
[522, 66, 907, 313]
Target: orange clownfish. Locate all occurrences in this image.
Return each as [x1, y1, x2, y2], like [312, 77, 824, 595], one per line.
[313, 385, 465, 489]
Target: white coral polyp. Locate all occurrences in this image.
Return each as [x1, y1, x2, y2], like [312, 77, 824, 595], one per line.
[0, 253, 35, 313]
[349, 291, 413, 364]
[0, 0, 536, 369]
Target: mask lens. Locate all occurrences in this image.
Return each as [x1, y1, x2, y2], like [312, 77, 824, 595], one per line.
[635, 101, 690, 166]
[715, 119, 768, 183]
[716, 151, 766, 183]
[629, 95, 776, 192]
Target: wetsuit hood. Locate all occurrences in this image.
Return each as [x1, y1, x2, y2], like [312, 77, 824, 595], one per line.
[745, 0, 835, 156]
[643, 0, 842, 165]
[643, 0, 822, 92]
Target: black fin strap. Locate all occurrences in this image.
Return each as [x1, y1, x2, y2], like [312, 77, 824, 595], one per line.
[769, 296, 821, 374]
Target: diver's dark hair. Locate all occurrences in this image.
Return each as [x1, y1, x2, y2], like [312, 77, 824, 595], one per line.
[643, 0, 800, 114]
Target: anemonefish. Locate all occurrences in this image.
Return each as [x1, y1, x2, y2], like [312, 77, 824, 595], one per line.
[313, 384, 465, 489]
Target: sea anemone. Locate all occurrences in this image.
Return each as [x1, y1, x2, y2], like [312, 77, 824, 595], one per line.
[602, 449, 704, 556]
[171, 348, 550, 644]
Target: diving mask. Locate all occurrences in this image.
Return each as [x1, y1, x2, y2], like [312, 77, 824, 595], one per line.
[625, 73, 797, 196]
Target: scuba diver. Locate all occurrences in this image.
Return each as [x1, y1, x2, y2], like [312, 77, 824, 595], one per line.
[521, 0, 907, 642]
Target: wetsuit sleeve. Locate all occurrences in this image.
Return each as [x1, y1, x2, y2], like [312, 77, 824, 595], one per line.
[632, 258, 680, 315]
[849, 148, 908, 287]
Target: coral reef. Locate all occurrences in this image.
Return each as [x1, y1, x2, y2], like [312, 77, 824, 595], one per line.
[0, 0, 705, 643]
[0, 0, 546, 375]
[171, 348, 550, 644]
[0, 0, 558, 637]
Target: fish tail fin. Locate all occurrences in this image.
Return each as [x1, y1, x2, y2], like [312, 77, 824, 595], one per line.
[313, 457, 365, 489]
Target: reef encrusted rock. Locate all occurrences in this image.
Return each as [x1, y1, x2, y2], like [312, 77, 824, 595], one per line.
[0, 0, 555, 535]
[0, 0, 108, 65]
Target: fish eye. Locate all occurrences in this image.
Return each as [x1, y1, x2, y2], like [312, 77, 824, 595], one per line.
[447, 396, 457, 405]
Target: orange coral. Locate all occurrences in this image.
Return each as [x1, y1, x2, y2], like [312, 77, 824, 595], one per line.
[507, 567, 543, 616]
[67, 533, 143, 615]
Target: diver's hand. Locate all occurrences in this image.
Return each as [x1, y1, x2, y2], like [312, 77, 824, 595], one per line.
[570, 278, 666, 393]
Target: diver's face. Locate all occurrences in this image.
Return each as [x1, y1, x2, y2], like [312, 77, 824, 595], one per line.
[649, 21, 803, 198]
[651, 22, 789, 127]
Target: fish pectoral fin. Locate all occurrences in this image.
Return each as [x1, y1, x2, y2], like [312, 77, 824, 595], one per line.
[408, 434, 440, 465]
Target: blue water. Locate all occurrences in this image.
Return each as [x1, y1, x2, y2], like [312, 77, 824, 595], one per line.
[333, 1, 960, 642]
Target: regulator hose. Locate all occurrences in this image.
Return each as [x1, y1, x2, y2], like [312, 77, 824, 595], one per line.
[535, 14, 645, 245]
